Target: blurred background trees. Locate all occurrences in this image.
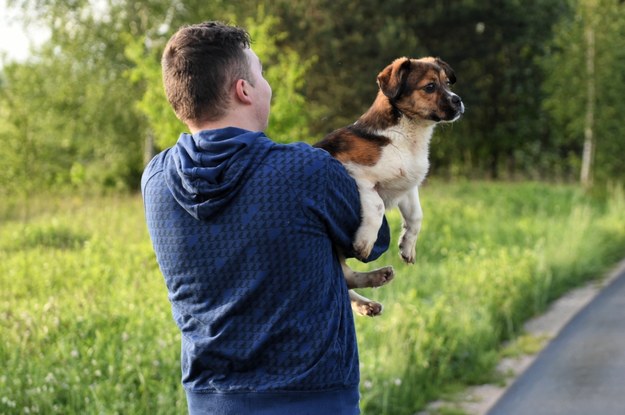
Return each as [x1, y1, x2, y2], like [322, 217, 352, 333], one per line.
[1, 0, 624, 195]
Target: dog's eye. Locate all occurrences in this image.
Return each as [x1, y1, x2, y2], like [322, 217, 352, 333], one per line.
[423, 83, 436, 93]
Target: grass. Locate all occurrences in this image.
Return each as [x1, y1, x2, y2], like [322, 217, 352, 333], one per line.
[0, 196, 185, 414]
[1, 181, 625, 414]
[355, 181, 625, 414]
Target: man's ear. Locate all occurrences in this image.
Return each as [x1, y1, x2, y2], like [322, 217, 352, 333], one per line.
[234, 79, 253, 105]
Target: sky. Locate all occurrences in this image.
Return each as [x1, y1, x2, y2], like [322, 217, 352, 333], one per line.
[0, 0, 50, 63]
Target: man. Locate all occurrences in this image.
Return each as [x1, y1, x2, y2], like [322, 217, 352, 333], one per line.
[141, 21, 390, 414]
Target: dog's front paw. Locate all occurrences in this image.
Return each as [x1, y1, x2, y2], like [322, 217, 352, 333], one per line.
[353, 228, 377, 260]
[353, 239, 375, 261]
[399, 238, 416, 264]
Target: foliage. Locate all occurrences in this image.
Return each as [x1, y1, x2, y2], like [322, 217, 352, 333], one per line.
[124, 5, 315, 150]
[0, 0, 147, 193]
[243, 7, 316, 143]
[2, 183, 625, 414]
[354, 181, 625, 413]
[0, 196, 185, 414]
[125, 34, 186, 151]
[267, 0, 570, 176]
[2, 0, 625, 192]
[543, 0, 625, 184]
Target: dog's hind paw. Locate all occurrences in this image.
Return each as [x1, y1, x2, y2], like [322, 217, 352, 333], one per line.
[354, 300, 384, 317]
[370, 266, 394, 288]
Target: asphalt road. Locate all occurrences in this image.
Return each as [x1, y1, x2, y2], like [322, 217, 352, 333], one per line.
[487, 267, 625, 415]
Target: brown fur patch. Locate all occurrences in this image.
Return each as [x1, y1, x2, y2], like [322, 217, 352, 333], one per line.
[315, 127, 389, 166]
[357, 93, 400, 130]
[335, 134, 384, 166]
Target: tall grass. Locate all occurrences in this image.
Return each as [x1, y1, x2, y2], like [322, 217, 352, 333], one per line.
[1, 182, 624, 414]
[355, 182, 625, 414]
[0, 196, 186, 414]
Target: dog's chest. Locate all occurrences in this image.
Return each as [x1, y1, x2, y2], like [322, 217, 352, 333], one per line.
[348, 122, 434, 205]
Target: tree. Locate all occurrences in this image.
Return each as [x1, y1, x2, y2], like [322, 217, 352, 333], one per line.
[125, 34, 185, 152]
[243, 7, 316, 143]
[126, 4, 315, 151]
[543, 0, 625, 185]
[3, 0, 624, 193]
[0, 62, 41, 198]
[270, 0, 423, 138]
[267, 0, 570, 178]
[1, 0, 149, 191]
[405, 0, 571, 179]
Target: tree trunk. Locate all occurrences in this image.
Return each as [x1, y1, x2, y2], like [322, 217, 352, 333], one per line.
[580, 25, 595, 189]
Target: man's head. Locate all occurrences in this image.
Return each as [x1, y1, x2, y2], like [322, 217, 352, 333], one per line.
[162, 21, 271, 132]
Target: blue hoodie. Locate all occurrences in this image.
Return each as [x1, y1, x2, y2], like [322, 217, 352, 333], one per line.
[141, 128, 390, 414]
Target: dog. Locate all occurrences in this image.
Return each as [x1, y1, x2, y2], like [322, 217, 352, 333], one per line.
[314, 56, 464, 316]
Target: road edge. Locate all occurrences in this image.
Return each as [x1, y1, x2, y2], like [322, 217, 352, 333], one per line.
[419, 257, 625, 415]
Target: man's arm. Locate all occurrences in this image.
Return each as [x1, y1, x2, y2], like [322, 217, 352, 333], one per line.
[317, 156, 390, 262]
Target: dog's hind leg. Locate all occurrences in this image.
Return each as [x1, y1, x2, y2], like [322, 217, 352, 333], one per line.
[397, 187, 423, 264]
[341, 258, 394, 290]
[339, 255, 394, 317]
[349, 290, 384, 317]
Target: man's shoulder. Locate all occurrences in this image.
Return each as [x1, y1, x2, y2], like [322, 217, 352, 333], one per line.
[256, 142, 357, 208]
[141, 148, 171, 193]
[268, 141, 329, 162]
[264, 141, 349, 180]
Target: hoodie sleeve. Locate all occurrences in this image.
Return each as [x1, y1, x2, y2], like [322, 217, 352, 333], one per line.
[320, 157, 390, 262]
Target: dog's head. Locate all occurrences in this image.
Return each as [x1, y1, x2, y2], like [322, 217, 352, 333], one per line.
[377, 57, 464, 123]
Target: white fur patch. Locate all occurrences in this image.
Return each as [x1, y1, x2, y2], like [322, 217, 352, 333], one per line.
[345, 117, 435, 208]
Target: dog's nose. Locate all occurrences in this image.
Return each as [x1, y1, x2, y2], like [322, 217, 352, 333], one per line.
[449, 93, 465, 117]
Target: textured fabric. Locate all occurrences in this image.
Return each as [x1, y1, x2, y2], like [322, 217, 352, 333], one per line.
[186, 387, 360, 415]
[164, 128, 272, 221]
[141, 127, 390, 414]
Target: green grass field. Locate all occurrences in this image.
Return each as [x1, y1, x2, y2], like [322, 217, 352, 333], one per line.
[2, 182, 625, 414]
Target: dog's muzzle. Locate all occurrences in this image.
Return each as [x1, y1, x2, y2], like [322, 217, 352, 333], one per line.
[449, 93, 465, 121]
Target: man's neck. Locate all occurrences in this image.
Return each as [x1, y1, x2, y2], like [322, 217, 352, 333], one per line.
[189, 111, 263, 135]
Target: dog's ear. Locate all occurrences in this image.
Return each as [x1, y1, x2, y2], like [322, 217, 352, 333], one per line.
[377, 57, 412, 100]
[435, 58, 456, 85]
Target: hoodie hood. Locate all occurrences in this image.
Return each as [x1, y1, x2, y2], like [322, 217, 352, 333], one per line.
[164, 127, 273, 220]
